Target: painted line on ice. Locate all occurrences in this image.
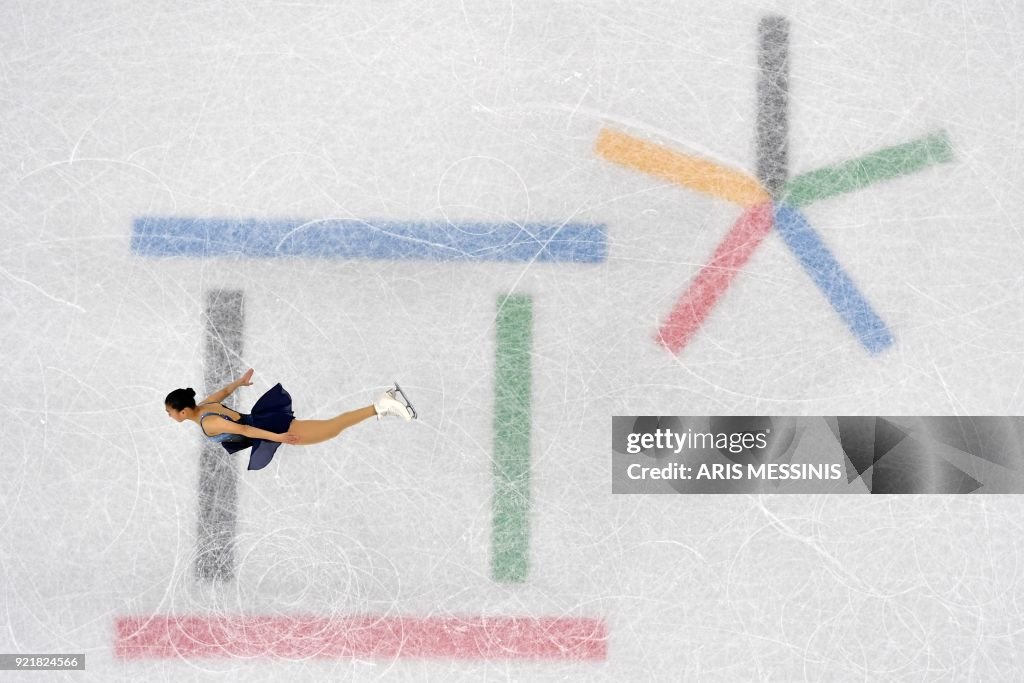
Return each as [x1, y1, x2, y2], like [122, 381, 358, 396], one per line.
[756, 15, 790, 196]
[114, 615, 607, 660]
[782, 131, 953, 207]
[773, 203, 893, 353]
[492, 295, 533, 583]
[195, 289, 244, 582]
[132, 218, 607, 263]
[595, 129, 769, 207]
[656, 202, 774, 354]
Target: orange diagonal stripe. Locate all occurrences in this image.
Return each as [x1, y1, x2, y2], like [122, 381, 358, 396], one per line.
[596, 128, 769, 206]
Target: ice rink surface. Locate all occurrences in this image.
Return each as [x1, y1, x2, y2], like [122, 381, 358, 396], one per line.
[3, 0, 1024, 679]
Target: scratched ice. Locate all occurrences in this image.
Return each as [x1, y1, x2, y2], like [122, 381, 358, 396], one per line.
[3, 1, 1024, 680]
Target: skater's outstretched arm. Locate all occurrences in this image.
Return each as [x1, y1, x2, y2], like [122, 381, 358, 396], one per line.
[203, 415, 299, 444]
[200, 368, 254, 405]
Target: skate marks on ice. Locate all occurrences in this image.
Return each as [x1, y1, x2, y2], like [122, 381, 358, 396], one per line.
[119, 10, 957, 671]
[595, 15, 953, 356]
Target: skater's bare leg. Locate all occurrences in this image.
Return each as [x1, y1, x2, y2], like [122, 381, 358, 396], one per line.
[288, 405, 377, 445]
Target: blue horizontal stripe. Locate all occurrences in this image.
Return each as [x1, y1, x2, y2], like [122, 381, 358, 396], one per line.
[132, 217, 606, 263]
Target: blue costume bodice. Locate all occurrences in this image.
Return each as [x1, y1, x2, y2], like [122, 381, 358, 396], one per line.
[199, 404, 250, 444]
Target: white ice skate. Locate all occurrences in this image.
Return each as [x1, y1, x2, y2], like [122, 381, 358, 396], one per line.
[374, 383, 417, 421]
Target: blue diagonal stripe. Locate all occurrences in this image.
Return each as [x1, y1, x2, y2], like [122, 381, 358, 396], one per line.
[773, 203, 894, 354]
[132, 217, 607, 263]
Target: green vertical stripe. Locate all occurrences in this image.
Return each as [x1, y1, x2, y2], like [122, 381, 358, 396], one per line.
[492, 295, 533, 583]
[782, 131, 953, 207]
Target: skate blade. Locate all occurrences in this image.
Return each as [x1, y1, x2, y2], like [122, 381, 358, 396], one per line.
[392, 381, 418, 420]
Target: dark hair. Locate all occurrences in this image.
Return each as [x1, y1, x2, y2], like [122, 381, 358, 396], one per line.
[165, 388, 197, 411]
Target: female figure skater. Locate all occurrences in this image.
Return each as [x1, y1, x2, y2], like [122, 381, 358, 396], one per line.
[164, 368, 416, 471]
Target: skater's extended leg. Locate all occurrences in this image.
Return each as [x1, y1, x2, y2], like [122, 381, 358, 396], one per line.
[288, 406, 376, 445]
[285, 387, 415, 446]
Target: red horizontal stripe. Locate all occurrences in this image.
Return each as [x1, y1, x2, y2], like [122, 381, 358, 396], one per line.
[114, 615, 607, 661]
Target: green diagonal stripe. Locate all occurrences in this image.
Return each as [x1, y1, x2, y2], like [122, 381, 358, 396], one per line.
[492, 294, 533, 583]
[782, 130, 953, 207]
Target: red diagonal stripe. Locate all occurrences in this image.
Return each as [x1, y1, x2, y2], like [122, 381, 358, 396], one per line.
[657, 201, 775, 354]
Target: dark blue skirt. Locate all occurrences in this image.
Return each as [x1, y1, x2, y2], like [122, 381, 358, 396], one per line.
[220, 383, 295, 470]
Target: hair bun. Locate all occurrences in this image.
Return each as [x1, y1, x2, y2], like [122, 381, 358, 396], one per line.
[186, 388, 196, 397]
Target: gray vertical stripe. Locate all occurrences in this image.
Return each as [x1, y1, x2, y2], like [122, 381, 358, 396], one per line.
[195, 289, 244, 582]
[756, 15, 790, 196]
